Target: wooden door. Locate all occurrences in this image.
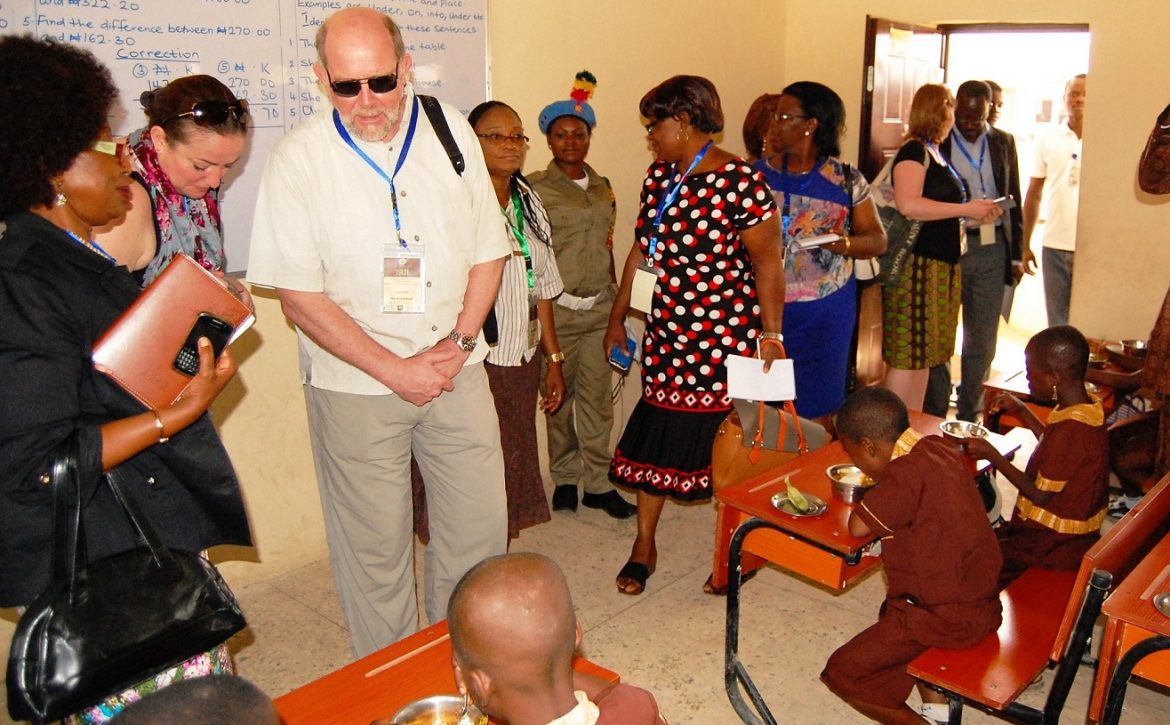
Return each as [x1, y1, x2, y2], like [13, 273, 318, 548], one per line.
[858, 17, 946, 180]
[850, 17, 946, 392]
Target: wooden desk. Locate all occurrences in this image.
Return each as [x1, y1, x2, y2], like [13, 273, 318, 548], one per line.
[709, 411, 1007, 593]
[719, 411, 1017, 723]
[274, 621, 619, 724]
[982, 369, 1116, 433]
[1090, 535, 1170, 723]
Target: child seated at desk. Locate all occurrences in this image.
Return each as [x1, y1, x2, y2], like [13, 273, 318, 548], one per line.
[963, 326, 1109, 587]
[821, 387, 1002, 725]
[447, 552, 667, 725]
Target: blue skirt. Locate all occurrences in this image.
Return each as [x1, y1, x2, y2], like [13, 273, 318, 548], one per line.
[782, 277, 858, 419]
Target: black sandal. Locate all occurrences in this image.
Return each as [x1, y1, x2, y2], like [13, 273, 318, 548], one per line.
[616, 561, 654, 595]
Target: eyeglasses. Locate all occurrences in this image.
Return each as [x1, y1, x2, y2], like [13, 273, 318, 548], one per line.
[158, 99, 249, 127]
[326, 67, 400, 97]
[772, 113, 809, 123]
[91, 138, 128, 158]
[476, 133, 530, 145]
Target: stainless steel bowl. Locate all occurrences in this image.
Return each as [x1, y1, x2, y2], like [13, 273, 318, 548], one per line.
[390, 695, 485, 725]
[1121, 339, 1149, 357]
[938, 420, 990, 441]
[826, 464, 872, 504]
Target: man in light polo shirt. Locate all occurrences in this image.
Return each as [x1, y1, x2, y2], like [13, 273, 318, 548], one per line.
[247, 7, 509, 656]
[1022, 74, 1086, 327]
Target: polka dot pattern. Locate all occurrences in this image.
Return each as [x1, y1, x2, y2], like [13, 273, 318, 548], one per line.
[633, 159, 775, 405]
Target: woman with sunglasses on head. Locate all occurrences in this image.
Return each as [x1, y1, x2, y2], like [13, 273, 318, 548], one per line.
[605, 75, 784, 596]
[0, 37, 251, 723]
[96, 74, 249, 285]
[752, 82, 886, 431]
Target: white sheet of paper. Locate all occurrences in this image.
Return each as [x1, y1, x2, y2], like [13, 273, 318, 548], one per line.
[726, 355, 796, 401]
[795, 233, 840, 249]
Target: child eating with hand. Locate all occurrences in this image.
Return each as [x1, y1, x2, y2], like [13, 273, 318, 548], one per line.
[962, 325, 1109, 587]
[821, 387, 1001, 725]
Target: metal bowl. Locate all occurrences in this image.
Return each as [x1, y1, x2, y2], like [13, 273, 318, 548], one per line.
[1121, 339, 1149, 358]
[826, 464, 873, 504]
[390, 695, 485, 725]
[1087, 351, 1107, 369]
[939, 420, 990, 441]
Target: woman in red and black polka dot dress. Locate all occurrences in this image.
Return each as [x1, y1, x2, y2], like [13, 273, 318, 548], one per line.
[604, 75, 785, 595]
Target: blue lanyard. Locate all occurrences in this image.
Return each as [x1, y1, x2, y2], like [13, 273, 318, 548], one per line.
[949, 129, 988, 197]
[333, 94, 420, 249]
[927, 141, 969, 203]
[779, 155, 822, 240]
[64, 229, 115, 263]
[649, 140, 712, 259]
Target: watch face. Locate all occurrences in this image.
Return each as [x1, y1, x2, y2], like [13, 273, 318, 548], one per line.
[449, 331, 476, 352]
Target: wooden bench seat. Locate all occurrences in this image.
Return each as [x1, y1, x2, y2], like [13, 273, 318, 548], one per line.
[908, 473, 1170, 724]
[908, 568, 1077, 710]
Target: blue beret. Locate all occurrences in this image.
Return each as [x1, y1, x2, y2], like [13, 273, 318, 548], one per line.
[538, 99, 596, 135]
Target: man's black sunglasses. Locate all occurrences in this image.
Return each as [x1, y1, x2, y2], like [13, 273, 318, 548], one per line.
[326, 67, 400, 98]
[158, 99, 249, 127]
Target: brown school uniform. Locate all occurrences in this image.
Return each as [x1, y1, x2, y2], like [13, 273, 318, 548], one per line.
[998, 399, 1109, 585]
[594, 683, 668, 724]
[821, 431, 1002, 710]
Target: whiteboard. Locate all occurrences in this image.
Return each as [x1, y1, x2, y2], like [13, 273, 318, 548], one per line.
[0, 0, 489, 272]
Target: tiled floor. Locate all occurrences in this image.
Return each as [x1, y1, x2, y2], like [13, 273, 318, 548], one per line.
[225, 444, 1170, 725]
[3, 473, 1169, 724]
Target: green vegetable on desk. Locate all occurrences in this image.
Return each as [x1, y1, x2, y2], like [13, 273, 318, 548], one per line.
[786, 478, 811, 514]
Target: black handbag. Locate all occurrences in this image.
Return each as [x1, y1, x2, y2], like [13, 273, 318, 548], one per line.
[6, 435, 246, 724]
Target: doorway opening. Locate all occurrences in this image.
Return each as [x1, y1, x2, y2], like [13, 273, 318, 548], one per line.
[944, 26, 1090, 368]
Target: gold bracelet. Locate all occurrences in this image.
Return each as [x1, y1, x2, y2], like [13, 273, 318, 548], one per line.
[546, 351, 566, 364]
[843, 235, 851, 254]
[759, 331, 784, 342]
[151, 409, 169, 444]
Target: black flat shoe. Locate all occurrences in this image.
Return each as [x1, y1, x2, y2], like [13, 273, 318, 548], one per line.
[551, 485, 578, 512]
[582, 491, 637, 519]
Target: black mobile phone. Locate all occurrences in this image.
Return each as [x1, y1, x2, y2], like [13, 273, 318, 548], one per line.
[173, 313, 233, 376]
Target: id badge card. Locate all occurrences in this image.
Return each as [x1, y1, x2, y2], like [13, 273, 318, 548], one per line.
[979, 223, 996, 247]
[528, 302, 539, 348]
[630, 260, 658, 314]
[382, 243, 425, 313]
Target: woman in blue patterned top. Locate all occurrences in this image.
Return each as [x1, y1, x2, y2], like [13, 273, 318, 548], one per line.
[754, 82, 886, 424]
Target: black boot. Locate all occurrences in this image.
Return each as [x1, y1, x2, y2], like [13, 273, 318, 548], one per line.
[551, 485, 578, 512]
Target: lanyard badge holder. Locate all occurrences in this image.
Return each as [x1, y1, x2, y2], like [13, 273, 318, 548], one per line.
[631, 141, 712, 314]
[333, 100, 427, 313]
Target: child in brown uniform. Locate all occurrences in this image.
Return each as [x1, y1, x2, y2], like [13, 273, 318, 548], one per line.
[821, 387, 1002, 725]
[963, 325, 1109, 586]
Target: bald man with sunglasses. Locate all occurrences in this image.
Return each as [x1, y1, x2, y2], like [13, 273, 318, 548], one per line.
[247, 7, 510, 656]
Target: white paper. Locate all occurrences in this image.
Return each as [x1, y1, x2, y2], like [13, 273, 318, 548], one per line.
[726, 355, 796, 401]
[795, 233, 840, 249]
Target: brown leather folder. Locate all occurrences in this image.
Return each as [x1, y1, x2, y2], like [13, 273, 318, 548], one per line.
[92, 254, 254, 410]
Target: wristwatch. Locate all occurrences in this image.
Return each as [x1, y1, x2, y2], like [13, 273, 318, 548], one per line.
[546, 351, 566, 364]
[447, 330, 477, 352]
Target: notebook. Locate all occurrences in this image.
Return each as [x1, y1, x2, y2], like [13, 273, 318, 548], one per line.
[92, 254, 254, 410]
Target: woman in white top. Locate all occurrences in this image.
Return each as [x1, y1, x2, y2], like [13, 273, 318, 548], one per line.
[472, 100, 566, 536]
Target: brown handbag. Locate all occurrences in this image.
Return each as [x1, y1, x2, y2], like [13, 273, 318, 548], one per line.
[710, 339, 830, 491]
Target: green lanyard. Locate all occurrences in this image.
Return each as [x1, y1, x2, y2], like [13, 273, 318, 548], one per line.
[509, 187, 535, 290]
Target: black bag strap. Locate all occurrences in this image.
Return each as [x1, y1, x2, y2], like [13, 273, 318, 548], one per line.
[48, 437, 176, 600]
[419, 94, 464, 177]
[842, 163, 854, 234]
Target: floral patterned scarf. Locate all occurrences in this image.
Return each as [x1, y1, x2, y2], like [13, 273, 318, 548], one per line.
[129, 128, 224, 285]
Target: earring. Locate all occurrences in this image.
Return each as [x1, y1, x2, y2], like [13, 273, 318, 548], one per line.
[1051, 384, 1058, 400]
[55, 192, 67, 208]
[804, 130, 811, 136]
